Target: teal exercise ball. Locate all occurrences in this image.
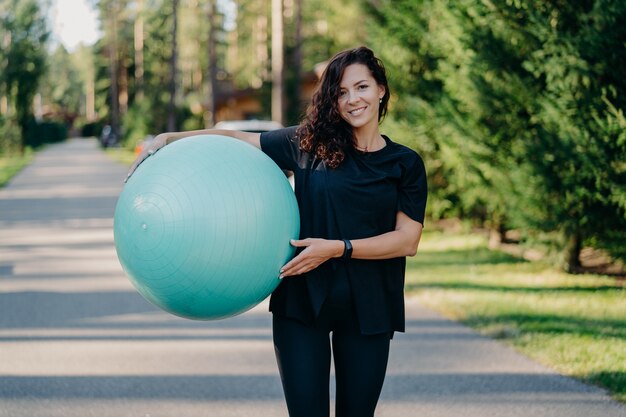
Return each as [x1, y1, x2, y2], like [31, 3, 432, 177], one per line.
[113, 135, 300, 320]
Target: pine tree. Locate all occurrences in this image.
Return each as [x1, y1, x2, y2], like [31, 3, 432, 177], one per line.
[365, 0, 626, 269]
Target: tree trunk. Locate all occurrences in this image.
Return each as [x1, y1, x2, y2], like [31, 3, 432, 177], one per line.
[167, 0, 179, 132]
[134, 0, 145, 102]
[563, 231, 582, 273]
[271, 0, 284, 124]
[292, 0, 302, 121]
[86, 73, 96, 121]
[205, 0, 217, 127]
[108, 1, 120, 139]
[119, 55, 128, 115]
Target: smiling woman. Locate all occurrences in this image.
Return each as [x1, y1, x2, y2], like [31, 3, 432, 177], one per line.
[50, 0, 101, 51]
[123, 46, 428, 417]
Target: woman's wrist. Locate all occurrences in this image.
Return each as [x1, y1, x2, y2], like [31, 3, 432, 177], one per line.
[332, 239, 352, 259]
[332, 240, 345, 258]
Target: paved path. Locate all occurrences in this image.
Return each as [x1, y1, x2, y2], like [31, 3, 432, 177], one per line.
[0, 138, 624, 417]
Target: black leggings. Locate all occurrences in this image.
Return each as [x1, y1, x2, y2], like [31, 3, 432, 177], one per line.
[272, 280, 391, 417]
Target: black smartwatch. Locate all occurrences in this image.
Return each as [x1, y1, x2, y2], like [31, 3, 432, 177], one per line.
[342, 239, 353, 260]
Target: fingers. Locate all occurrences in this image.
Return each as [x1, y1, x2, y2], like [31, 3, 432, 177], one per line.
[125, 163, 139, 183]
[124, 137, 167, 183]
[124, 149, 155, 183]
[289, 238, 310, 247]
[279, 239, 324, 278]
[280, 254, 319, 278]
[125, 157, 144, 183]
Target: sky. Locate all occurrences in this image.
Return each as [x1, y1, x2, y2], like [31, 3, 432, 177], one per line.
[49, 0, 101, 52]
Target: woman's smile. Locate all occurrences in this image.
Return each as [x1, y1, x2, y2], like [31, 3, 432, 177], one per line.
[348, 106, 367, 116]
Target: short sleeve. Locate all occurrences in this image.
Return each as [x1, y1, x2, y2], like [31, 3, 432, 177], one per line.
[260, 126, 300, 171]
[398, 153, 428, 225]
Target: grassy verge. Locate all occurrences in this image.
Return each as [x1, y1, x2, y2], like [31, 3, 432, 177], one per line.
[104, 147, 137, 166]
[0, 149, 35, 188]
[406, 230, 626, 403]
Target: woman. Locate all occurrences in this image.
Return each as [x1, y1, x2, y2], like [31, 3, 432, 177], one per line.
[127, 46, 427, 417]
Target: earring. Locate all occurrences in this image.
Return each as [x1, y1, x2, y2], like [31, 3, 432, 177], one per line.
[379, 98, 383, 103]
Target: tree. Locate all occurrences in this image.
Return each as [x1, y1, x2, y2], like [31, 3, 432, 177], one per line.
[133, 0, 145, 102]
[227, 0, 271, 91]
[95, 0, 131, 140]
[283, 0, 368, 124]
[72, 44, 98, 123]
[0, 0, 49, 151]
[204, 0, 218, 127]
[38, 46, 84, 126]
[365, 0, 626, 270]
[285, 0, 302, 124]
[167, 0, 179, 131]
[271, 0, 284, 124]
[514, 0, 626, 268]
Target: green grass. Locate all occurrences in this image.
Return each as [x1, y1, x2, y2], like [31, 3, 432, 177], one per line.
[0, 149, 35, 188]
[104, 147, 137, 166]
[407, 230, 626, 403]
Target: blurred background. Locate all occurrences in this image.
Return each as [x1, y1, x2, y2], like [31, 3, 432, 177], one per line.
[1, 0, 625, 404]
[0, 0, 625, 272]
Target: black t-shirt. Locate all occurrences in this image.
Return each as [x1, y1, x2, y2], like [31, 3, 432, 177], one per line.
[261, 126, 427, 334]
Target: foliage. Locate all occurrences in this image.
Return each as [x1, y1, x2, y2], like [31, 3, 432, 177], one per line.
[92, 0, 217, 142]
[0, 0, 49, 151]
[23, 119, 67, 148]
[29, 0, 626, 271]
[297, 0, 367, 71]
[81, 121, 105, 138]
[121, 101, 152, 149]
[92, 0, 133, 137]
[408, 229, 626, 403]
[0, 115, 21, 156]
[228, 0, 271, 90]
[366, 0, 626, 268]
[38, 45, 83, 126]
[227, 0, 367, 125]
[284, 0, 367, 124]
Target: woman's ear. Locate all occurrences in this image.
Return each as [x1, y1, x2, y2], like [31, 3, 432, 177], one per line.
[378, 85, 386, 100]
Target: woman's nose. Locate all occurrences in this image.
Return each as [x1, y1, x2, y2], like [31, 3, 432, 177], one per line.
[347, 90, 360, 104]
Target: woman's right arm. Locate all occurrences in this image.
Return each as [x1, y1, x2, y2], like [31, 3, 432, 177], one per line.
[125, 129, 261, 182]
[159, 129, 261, 148]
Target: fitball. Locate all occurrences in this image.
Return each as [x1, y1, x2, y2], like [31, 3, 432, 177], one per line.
[114, 135, 300, 320]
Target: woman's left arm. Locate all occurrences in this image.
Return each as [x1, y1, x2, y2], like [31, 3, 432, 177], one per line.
[351, 211, 423, 259]
[279, 211, 423, 278]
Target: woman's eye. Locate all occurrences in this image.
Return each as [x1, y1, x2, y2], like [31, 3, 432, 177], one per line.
[359, 84, 369, 90]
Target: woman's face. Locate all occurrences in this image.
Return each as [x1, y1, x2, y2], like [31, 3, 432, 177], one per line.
[337, 63, 386, 131]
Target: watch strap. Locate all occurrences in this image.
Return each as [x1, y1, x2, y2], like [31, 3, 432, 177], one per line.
[342, 239, 353, 260]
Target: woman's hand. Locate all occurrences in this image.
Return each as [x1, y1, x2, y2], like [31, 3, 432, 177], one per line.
[124, 134, 169, 182]
[279, 212, 423, 278]
[279, 238, 344, 278]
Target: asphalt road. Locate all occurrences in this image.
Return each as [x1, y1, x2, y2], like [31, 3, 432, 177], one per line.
[0, 138, 624, 417]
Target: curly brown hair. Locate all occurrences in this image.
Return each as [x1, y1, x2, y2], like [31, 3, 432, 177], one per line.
[296, 46, 391, 168]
